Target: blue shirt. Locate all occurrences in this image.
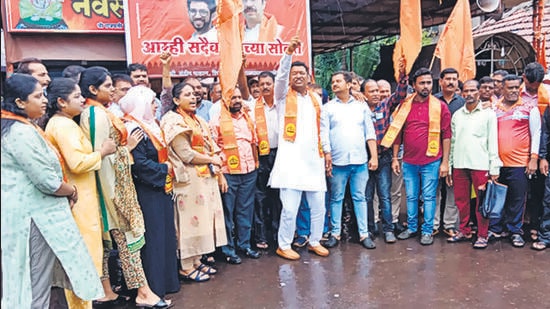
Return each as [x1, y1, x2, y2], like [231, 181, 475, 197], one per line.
[195, 99, 213, 122]
[321, 96, 377, 166]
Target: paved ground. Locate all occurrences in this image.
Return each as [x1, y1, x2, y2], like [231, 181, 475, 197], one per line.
[51, 235, 549, 309]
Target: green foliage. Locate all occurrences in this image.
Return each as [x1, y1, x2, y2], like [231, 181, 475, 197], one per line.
[313, 28, 437, 94]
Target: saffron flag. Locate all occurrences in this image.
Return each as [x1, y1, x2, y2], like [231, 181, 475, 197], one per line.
[434, 0, 476, 81]
[217, 0, 244, 105]
[393, 0, 422, 82]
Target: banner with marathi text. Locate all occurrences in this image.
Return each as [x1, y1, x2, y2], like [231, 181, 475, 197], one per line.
[5, 0, 124, 33]
[124, 0, 311, 77]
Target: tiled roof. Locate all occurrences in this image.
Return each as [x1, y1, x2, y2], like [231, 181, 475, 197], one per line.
[473, 1, 550, 68]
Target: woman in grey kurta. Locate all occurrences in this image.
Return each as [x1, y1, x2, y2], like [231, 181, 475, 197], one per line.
[1, 74, 103, 308]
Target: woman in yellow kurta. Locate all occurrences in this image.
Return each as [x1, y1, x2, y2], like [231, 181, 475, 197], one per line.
[45, 78, 117, 309]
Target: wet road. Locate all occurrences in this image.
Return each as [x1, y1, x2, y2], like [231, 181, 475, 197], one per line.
[51, 236, 549, 309]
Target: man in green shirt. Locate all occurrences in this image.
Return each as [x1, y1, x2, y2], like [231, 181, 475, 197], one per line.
[447, 79, 502, 249]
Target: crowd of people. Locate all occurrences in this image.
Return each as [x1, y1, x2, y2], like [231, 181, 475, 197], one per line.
[2, 36, 549, 309]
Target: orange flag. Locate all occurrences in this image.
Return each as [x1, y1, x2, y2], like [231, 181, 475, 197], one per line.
[393, 0, 422, 82]
[537, 34, 548, 70]
[217, 0, 244, 106]
[434, 0, 476, 81]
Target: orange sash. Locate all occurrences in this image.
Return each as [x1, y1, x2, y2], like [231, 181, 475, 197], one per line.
[220, 104, 258, 174]
[254, 97, 270, 155]
[176, 108, 215, 177]
[123, 114, 173, 193]
[283, 89, 323, 157]
[1, 110, 68, 182]
[381, 95, 441, 157]
[86, 99, 128, 145]
[538, 84, 549, 115]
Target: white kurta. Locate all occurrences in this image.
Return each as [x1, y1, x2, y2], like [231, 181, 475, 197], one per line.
[268, 53, 326, 192]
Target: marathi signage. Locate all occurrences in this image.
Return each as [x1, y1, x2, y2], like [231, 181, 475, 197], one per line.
[5, 0, 124, 33]
[124, 0, 311, 77]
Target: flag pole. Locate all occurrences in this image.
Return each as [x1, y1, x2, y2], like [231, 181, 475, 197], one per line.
[429, 52, 437, 71]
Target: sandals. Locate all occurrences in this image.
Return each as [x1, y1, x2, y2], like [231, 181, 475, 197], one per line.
[200, 254, 216, 267]
[179, 269, 210, 283]
[447, 232, 473, 243]
[531, 241, 548, 251]
[510, 234, 525, 248]
[473, 237, 488, 249]
[256, 241, 269, 249]
[530, 229, 539, 241]
[443, 228, 458, 237]
[196, 263, 217, 275]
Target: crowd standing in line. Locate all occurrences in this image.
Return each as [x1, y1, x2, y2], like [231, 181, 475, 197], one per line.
[1, 41, 549, 308]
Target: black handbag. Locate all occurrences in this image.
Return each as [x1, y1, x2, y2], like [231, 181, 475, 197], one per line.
[478, 181, 508, 219]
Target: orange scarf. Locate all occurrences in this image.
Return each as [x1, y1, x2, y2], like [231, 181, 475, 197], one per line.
[254, 97, 270, 155]
[1, 110, 68, 181]
[538, 84, 549, 115]
[123, 114, 173, 193]
[176, 108, 216, 177]
[86, 99, 128, 145]
[284, 89, 323, 157]
[381, 95, 441, 156]
[220, 104, 258, 174]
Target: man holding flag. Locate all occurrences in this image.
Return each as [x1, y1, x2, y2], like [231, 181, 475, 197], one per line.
[269, 36, 329, 260]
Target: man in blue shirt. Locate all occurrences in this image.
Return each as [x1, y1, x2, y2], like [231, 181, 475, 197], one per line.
[321, 71, 378, 249]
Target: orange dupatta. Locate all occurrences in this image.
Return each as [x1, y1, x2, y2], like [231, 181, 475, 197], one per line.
[283, 89, 323, 157]
[176, 107, 216, 177]
[220, 103, 258, 174]
[254, 97, 270, 155]
[381, 94, 442, 157]
[1, 110, 68, 182]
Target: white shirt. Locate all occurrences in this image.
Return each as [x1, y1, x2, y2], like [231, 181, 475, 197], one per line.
[268, 54, 326, 191]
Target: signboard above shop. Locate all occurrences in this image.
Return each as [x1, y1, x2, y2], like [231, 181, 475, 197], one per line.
[5, 0, 124, 33]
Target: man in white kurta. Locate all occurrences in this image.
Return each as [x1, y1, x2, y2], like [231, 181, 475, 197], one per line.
[268, 37, 329, 260]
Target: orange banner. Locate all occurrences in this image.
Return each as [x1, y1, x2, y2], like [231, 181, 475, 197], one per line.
[124, 0, 311, 78]
[5, 0, 124, 33]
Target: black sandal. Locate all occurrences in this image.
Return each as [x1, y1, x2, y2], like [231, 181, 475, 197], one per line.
[179, 269, 210, 282]
[197, 263, 217, 275]
[531, 241, 547, 251]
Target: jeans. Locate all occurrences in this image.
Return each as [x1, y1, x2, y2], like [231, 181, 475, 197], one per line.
[296, 191, 330, 237]
[402, 159, 441, 235]
[221, 171, 258, 256]
[489, 167, 528, 234]
[366, 151, 393, 233]
[538, 174, 550, 244]
[329, 164, 370, 238]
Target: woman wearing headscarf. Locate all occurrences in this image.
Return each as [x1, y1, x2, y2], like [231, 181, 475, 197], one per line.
[1, 74, 103, 308]
[119, 85, 180, 299]
[44, 77, 117, 309]
[79, 67, 172, 308]
[160, 82, 227, 282]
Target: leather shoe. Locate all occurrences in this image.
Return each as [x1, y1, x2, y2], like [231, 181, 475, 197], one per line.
[276, 247, 300, 260]
[307, 245, 329, 257]
[323, 235, 339, 248]
[224, 253, 242, 264]
[361, 236, 376, 249]
[241, 248, 261, 259]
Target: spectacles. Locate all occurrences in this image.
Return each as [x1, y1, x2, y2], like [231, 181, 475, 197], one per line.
[190, 9, 209, 17]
